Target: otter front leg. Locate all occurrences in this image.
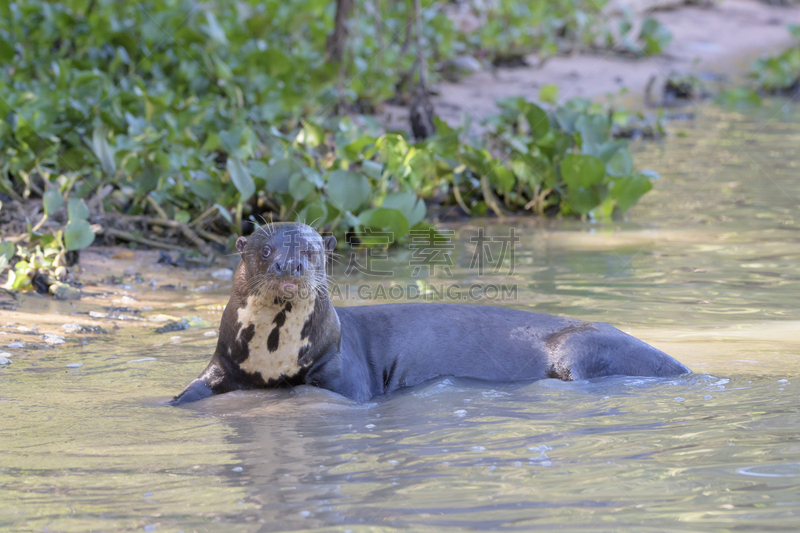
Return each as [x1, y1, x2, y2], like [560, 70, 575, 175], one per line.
[171, 359, 242, 405]
[171, 378, 214, 405]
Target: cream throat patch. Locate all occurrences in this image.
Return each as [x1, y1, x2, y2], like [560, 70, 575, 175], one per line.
[235, 294, 317, 381]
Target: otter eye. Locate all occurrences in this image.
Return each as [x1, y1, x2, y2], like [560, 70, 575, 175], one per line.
[260, 246, 272, 260]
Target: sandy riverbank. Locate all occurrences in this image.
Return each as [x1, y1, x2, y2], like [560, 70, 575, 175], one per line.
[382, 0, 800, 130]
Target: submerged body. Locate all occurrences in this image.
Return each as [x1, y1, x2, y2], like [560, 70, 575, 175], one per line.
[173, 223, 689, 405]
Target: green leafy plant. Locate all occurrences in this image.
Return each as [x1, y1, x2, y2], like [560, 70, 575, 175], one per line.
[0, 237, 75, 296]
[614, 15, 672, 57]
[0, 0, 659, 279]
[750, 25, 800, 93]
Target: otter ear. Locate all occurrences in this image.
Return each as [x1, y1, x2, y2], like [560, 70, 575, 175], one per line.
[235, 236, 248, 254]
[323, 235, 337, 253]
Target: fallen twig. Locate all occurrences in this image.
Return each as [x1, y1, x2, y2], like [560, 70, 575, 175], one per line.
[98, 227, 187, 252]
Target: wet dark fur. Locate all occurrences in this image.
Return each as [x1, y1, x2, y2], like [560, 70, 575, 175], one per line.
[172, 223, 690, 405]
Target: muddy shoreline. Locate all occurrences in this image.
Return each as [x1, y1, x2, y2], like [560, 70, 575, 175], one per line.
[382, 0, 800, 130]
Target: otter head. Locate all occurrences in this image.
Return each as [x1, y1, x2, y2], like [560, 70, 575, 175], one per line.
[236, 222, 336, 303]
[225, 223, 338, 384]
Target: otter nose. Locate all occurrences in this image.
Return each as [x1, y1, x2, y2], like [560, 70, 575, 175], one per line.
[273, 259, 304, 277]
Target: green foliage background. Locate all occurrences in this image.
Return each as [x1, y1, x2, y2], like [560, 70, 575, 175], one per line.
[0, 0, 658, 261]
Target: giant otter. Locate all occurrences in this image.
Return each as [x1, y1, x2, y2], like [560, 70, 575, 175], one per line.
[172, 222, 689, 404]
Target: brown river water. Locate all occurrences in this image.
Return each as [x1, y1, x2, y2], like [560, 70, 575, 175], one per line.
[2, 103, 800, 531]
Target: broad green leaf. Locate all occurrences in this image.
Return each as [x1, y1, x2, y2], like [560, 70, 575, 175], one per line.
[343, 135, 378, 160]
[382, 191, 426, 227]
[358, 208, 410, 240]
[606, 149, 633, 178]
[43, 189, 64, 216]
[610, 173, 653, 212]
[524, 102, 550, 139]
[561, 153, 606, 189]
[135, 163, 159, 196]
[300, 168, 325, 188]
[288, 172, 315, 201]
[64, 220, 95, 251]
[263, 159, 293, 194]
[576, 114, 610, 155]
[553, 106, 580, 134]
[296, 202, 328, 227]
[362, 160, 383, 180]
[228, 158, 255, 201]
[565, 187, 602, 215]
[491, 166, 515, 193]
[594, 139, 629, 162]
[326, 170, 370, 212]
[67, 198, 90, 221]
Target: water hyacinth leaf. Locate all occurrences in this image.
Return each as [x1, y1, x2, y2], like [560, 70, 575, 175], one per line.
[343, 135, 377, 160]
[67, 198, 90, 221]
[301, 168, 325, 188]
[219, 129, 242, 155]
[565, 187, 602, 215]
[362, 160, 383, 180]
[263, 159, 293, 194]
[606, 149, 633, 178]
[43, 189, 64, 216]
[227, 158, 255, 201]
[524, 102, 550, 139]
[288, 172, 315, 201]
[553, 106, 580, 134]
[576, 114, 610, 155]
[91, 125, 116, 176]
[327, 170, 370, 212]
[358, 208, 410, 241]
[611, 173, 653, 212]
[561, 153, 606, 189]
[296, 202, 328, 228]
[135, 163, 159, 196]
[594, 139, 629, 162]
[64, 220, 96, 251]
[491, 166, 516, 193]
[188, 177, 221, 201]
[382, 191, 426, 227]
